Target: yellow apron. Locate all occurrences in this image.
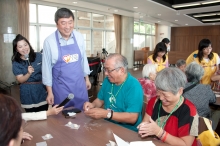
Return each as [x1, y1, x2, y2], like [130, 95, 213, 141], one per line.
[148, 55, 168, 72]
[186, 51, 218, 85]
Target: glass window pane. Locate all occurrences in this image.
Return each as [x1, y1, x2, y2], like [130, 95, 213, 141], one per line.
[146, 24, 151, 34]
[139, 35, 145, 49]
[77, 11, 91, 27]
[29, 26, 37, 51]
[105, 15, 114, 30]
[106, 31, 115, 54]
[134, 22, 139, 33]
[152, 25, 155, 35]
[38, 5, 57, 24]
[93, 30, 104, 56]
[29, 4, 36, 23]
[134, 34, 145, 49]
[134, 34, 139, 49]
[71, 10, 76, 26]
[146, 36, 156, 51]
[140, 22, 145, 34]
[93, 14, 104, 29]
[39, 26, 57, 49]
[146, 36, 151, 51]
[77, 29, 91, 56]
[151, 36, 156, 51]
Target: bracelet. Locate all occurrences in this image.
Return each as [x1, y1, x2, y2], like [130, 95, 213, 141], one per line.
[109, 110, 113, 120]
[159, 130, 165, 139]
[162, 131, 168, 142]
[156, 127, 162, 137]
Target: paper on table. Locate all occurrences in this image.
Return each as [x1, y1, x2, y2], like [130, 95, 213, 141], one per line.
[113, 133, 129, 146]
[36, 141, 47, 146]
[42, 134, 53, 140]
[113, 133, 156, 146]
[130, 141, 156, 146]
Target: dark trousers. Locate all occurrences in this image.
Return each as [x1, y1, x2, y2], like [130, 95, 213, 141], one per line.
[25, 104, 48, 112]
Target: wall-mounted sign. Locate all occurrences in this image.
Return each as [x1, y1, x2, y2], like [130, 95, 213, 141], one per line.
[3, 34, 16, 43]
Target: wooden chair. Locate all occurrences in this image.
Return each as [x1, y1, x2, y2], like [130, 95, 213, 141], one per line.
[141, 47, 149, 64]
[134, 50, 145, 69]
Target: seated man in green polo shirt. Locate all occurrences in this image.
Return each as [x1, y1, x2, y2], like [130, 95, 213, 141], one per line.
[83, 53, 143, 132]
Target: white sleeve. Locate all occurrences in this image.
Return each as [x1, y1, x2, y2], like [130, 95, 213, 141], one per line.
[42, 39, 53, 86]
[22, 111, 47, 121]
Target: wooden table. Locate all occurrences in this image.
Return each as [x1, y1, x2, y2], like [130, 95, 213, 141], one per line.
[22, 112, 169, 146]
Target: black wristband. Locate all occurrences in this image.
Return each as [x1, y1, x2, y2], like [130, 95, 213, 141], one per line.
[109, 110, 113, 120]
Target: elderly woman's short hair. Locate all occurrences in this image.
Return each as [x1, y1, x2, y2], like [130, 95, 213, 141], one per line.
[142, 64, 157, 78]
[176, 59, 186, 67]
[155, 67, 187, 95]
[185, 62, 204, 83]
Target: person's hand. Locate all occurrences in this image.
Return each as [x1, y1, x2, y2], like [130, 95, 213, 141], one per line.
[46, 92, 54, 105]
[46, 105, 64, 116]
[138, 117, 161, 138]
[27, 66, 34, 75]
[22, 132, 33, 140]
[86, 79, 91, 90]
[83, 102, 94, 111]
[84, 108, 107, 119]
[137, 121, 149, 130]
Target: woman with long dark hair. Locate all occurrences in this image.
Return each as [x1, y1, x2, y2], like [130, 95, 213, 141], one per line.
[147, 42, 168, 72]
[161, 38, 170, 51]
[186, 39, 219, 84]
[12, 34, 48, 112]
[0, 94, 23, 146]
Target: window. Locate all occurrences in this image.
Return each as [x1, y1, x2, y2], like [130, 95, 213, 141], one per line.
[93, 30, 104, 55]
[133, 21, 155, 51]
[106, 31, 115, 54]
[39, 26, 57, 49]
[105, 16, 114, 30]
[77, 29, 91, 56]
[93, 14, 104, 29]
[29, 4, 36, 23]
[29, 3, 115, 56]
[77, 11, 91, 27]
[134, 21, 139, 33]
[29, 26, 37, 51]
[38, 5, 57, 24]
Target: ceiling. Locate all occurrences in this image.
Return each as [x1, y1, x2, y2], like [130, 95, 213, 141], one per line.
[36, 0, 220, 27]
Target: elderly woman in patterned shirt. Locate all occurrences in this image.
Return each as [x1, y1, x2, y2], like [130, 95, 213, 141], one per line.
[138, 64, 157, 103]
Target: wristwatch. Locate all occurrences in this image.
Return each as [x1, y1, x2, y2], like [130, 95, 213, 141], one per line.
[106, 109, 113, 120]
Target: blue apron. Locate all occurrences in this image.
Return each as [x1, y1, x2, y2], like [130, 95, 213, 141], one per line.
[52, 30, 88, 110]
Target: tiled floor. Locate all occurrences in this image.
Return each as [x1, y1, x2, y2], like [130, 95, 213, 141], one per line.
[7, 67, 143, 110]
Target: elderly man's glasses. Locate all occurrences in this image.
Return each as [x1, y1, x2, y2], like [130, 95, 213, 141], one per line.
[103, 67, 121, 73]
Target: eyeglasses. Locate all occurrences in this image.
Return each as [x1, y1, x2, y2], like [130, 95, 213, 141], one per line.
[103, 67, 121, 73]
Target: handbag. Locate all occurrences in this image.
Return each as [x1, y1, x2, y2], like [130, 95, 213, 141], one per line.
[197, 117, 220, 146]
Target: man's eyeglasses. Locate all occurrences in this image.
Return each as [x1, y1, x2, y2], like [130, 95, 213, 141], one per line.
[103, 67, 121, 73]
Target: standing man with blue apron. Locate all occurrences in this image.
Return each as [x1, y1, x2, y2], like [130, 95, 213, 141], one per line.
[42, 8, 91, 110]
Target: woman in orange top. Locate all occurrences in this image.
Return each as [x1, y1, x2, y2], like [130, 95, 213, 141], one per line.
[186, 39, 219, 85]
[147, 42, 168, 72]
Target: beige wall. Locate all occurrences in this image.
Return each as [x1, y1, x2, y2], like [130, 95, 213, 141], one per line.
[0, 0, 18, 84]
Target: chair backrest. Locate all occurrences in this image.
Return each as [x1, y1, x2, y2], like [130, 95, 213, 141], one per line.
[198, 117, 209, 135]
[142, 95, 147, 119]
[134, 50, 145, 62]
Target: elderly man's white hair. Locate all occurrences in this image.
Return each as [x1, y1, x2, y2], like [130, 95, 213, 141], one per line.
[142, 64, 157, 78]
